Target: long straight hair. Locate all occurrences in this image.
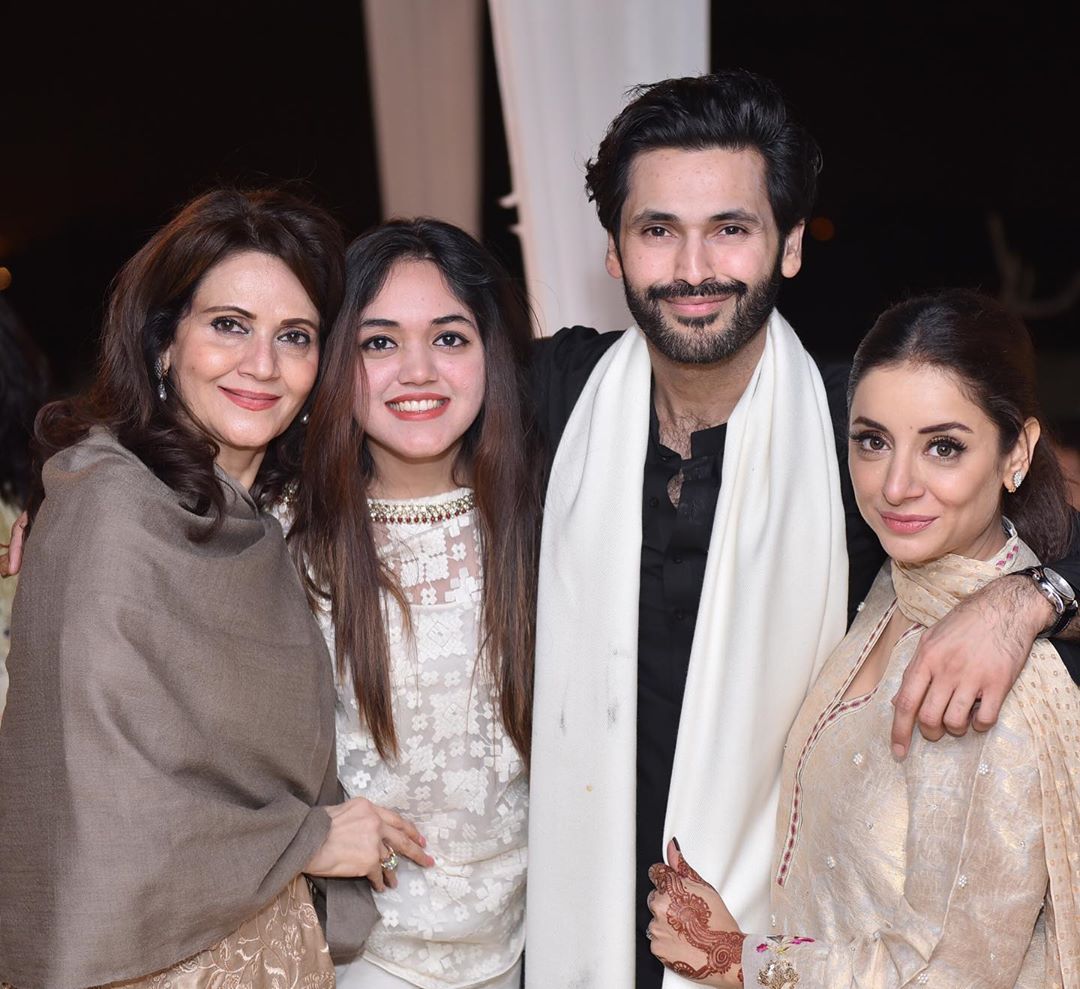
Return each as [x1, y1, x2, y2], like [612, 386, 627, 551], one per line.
[850, 289, 1074, 561]
[30, 187, 344, 524]
[289, 218, 541, 766]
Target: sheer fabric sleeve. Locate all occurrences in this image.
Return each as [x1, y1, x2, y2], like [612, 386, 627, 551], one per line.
[742, 707, 1047, 988]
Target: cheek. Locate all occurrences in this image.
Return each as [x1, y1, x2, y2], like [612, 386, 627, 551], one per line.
[927, 459, 1006, 544]
[617, 247, 661, 287]
[848, 458, 882, 508]
[448, 354, 486, 416]
[359, 358, 397, 404]
[933, 461, 1001, 511]
[172, 342, 227, 395]
[288, 354, 320, 400]
[724, 242, 775, 281]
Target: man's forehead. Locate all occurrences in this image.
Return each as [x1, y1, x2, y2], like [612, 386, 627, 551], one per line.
[621, 146, 771, 221]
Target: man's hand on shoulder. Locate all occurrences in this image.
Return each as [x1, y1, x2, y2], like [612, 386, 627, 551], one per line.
[890, 573, 1053, 758]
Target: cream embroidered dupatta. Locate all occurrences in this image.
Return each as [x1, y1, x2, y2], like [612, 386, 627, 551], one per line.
[749, 535, 1080, 987]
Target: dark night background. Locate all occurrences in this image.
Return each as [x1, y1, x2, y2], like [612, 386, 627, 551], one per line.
[2, 3, 1077, 416]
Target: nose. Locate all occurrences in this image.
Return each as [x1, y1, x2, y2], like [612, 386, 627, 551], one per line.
[397, 341, 438, 386]
[238, 331, 279, 380]
[882, 451, 923, 506]
[673, 233, 715, 287]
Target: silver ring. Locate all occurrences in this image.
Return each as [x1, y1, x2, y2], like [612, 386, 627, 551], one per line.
[645, 928, 654, 941]
[380, 849, 398, 872]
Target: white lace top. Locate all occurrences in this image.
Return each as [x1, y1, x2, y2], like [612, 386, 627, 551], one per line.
[318, 488, 527, 989]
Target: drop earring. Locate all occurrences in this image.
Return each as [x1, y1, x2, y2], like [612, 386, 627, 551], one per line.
[154, 358, 167, 402]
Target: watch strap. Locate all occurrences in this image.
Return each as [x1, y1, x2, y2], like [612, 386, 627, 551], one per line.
[1017, 565, 1079, 638]
[1044, 598, 1079, 639]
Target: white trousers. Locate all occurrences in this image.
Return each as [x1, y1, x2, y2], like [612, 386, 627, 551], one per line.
[335, 955, 523, 989]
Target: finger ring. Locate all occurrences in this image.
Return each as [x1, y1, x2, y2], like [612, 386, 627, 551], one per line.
[645, 928, 654, 941]
[380, 848, 398, 872]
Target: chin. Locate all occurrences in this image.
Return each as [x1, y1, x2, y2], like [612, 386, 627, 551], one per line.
[217, 425, 285, 454]
[876, 532, 945, 568]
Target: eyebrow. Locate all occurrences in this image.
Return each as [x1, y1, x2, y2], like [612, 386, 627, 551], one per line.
[851, 415, 973, 434]
[628, 208, 762, 227]
[202, 305, 318, 331]
[918, 421, 973, 434]
[204, 305, 255, 318]
[358, 313, 474, 329]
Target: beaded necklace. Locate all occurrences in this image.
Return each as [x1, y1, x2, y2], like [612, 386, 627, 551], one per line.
[368, 491, 476, 526]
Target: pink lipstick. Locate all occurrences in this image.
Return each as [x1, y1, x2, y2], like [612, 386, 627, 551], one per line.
[879, 512, 936, 535]
[220, 388, 281, 411]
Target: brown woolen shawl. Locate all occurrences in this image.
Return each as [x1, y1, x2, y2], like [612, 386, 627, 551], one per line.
[0, 430, 375, 988]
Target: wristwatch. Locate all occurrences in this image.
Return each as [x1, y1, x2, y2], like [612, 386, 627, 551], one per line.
[1017, 565, 1079, 638]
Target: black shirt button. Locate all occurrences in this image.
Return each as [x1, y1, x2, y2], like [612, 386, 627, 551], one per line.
[673, 554, 683, 564]
[674, 610, 686, 622]
[649, 496, 660, 508]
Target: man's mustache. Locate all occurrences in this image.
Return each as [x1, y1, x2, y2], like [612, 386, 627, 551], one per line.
[646, 280, 747, 302]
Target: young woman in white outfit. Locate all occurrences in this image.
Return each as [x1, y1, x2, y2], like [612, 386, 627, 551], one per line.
[286, 219, 540, 989]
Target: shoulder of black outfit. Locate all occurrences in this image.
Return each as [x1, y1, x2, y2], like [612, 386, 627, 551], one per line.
[1045, 515, 1080, 682]
[528, 325, 624, 455]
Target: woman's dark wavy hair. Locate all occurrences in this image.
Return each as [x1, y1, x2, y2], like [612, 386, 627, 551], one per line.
[0, 296, 50, 508]
[29, 187, 344, 526]
[585, 69, 822, 239]
[288, 218, 541, 766]
[849, 289, 1074, 561]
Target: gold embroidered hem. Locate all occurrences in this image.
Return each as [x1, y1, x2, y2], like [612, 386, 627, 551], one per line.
[102, 876, 332, 989]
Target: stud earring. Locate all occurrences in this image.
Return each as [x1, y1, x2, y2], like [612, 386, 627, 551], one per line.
[1011, 469, 1024, 491]
[154, 358, 167, 402]
[300, 412, 310, 425]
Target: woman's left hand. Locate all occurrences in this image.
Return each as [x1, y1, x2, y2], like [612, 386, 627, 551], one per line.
[647, 839, 745, 987]
[0, 510, 28, 577]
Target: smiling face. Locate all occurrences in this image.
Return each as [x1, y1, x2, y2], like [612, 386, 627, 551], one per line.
[848, 361, 1038, 565]
[605, 146, 804, 365]
[164, 250, 320, 487]
[355, 259, 486, 497]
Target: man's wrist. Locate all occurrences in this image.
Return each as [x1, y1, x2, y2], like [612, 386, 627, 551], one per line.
[1003, 572, 1057, 639]
[1012, 567, 1079, 638]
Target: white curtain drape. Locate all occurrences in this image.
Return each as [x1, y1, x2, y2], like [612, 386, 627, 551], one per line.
[363, 0, 483, 236]
[488, 1, 709, 335]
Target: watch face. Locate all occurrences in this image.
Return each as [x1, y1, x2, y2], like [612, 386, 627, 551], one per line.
[1043, 567, 1077, 604]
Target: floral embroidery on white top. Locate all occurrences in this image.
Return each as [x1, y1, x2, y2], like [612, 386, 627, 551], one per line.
[319, 488, 527, 989]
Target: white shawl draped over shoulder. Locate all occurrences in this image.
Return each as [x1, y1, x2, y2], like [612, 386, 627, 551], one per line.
[526, 312, 848, 988]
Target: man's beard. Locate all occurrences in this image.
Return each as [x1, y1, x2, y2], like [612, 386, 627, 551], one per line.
[622, 252, 783, 365]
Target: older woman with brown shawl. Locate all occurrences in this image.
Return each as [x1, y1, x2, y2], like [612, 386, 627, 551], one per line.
[0, 189, 390, 988]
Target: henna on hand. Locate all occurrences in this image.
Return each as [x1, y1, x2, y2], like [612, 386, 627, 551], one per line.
[648, 858, 745, 985]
